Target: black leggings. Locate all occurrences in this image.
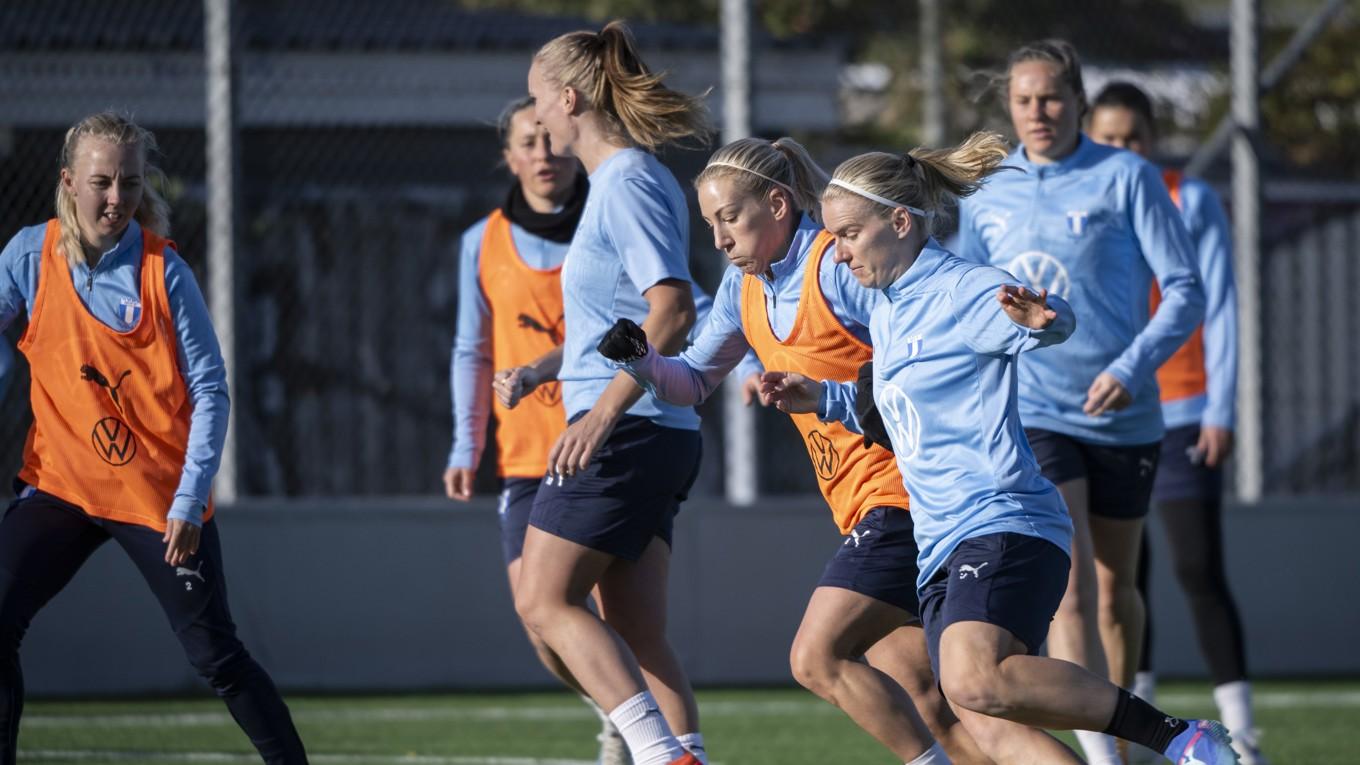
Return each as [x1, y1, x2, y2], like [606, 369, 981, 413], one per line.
[1137, 492, 1248, 684]
[0, 491, 308, 764]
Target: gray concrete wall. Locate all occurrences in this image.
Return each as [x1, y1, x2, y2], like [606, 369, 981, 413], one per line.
[20, 495, 1360, 696]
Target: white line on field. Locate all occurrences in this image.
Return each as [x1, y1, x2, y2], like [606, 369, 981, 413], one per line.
[21, 751, 594, 765]
[21, 688, 1360, 730]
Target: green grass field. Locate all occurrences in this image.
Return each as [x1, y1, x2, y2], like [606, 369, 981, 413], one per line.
[18, 680, 1358, 763]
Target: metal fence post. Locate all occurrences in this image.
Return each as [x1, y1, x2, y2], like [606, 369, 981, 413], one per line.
[721, 0, 758, 505]
[1231, 0, 1263, 502]
[205, 0, 240, 503]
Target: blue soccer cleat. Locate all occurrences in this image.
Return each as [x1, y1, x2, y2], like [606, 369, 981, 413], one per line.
[1164, 719, 1240, 764]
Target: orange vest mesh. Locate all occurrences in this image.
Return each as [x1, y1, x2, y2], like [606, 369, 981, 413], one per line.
[478, 210, 567, 477]
[740, 231, 911, 533]
[18, 220, 212, 531]
[1150, 169, 1208, 402]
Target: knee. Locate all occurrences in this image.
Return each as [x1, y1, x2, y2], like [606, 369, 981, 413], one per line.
[788, 636, 838, 698]
[513, 588, 550, 639]
[189, 646, 257, 693]
[939, 665, 1011, 718]
[1053, 586, 1095, 621]
[1170, 557, 1215, 593]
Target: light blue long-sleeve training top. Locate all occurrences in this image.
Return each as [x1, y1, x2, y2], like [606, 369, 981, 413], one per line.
[558, 148, 700, 430]
[819, 240, 1076, 587]
[448, 207, 721, 470]
[957, 136, 1206, 445]
[623, 215, 878, 405]
[1163, 176, 1237, 431]
[0, 220, 229, 526]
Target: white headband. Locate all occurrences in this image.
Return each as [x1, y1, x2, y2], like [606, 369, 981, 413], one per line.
[828, 179, 935, 219]
[706, 161, 798, 197]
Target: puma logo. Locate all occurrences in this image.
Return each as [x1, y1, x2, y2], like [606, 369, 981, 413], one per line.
[845, 529, 873, 548]
[958, 562, 990, 579]
[80, 364, 132, 413]
[174, 561, 205, 582]
[517, 313, 563, 344]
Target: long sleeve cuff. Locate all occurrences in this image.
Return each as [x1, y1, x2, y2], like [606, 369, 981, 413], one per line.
[819, 380, 859, 434]
[168, 495, 205, 526]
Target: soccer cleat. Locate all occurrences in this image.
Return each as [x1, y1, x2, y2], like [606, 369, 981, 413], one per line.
[666, 755, 702, 765]
[1164, 719, 1240, 764]
[596, 724, 633, 765]
[1230, 728, 1268, 765]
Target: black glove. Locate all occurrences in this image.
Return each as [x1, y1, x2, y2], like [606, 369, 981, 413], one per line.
[597, 318, 650, 363]
[855, 360, 894, 453]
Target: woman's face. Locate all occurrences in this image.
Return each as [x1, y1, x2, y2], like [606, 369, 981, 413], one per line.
[1088, 105, 1152, 158]
[503, 107, 578, 203]
[1007, 60, 1083, 163]
[697, 175, 794, 276]
[823, 195, 911, 290]
[527, 61, 576, 158]
[61, 137, 144, 253]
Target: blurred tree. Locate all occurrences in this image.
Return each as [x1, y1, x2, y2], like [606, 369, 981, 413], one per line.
[462, 0, 1357, 176]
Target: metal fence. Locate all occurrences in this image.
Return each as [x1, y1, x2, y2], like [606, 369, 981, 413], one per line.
[0, 0, 1355, 500]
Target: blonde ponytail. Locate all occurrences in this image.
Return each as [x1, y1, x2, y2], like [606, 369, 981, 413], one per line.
[535, 20, 712, 151]
[55, 111, 171, 269]
[824, 131, 1012, 234]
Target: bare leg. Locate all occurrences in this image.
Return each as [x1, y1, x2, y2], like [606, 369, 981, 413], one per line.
[938, 620, 1124, 764]
[863, 625, 994, 765]
[596, 537, 701, 736]
[514, 527, 650, 711]
[1047, 479, 1110, 682]
[1090, 514, 1146, 690]
[507, 556, 590, 694]
[788, 587, 936, 761]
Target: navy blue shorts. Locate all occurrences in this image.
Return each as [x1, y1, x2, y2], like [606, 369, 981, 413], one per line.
[497, 477, 542, 564]
[1152, 424, 1222, 502]
[529, 414, 701, 562]
[1025, 428, 1161, 519]
[818, 506, 921, 617]
[920, 532, 1069, 679]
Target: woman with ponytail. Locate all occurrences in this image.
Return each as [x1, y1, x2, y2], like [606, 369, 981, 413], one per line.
[761, 133, 1238, 765]
[597, 135, 988, 765]
[0, 112, 307, 764]
[492, 21, 710, 765]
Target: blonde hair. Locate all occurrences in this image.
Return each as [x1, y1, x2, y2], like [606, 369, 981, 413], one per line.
[823, 131, 1012, 235]
[695, 137, 829, 220]
[55, 111, 171, 269]
[534, 20, 712, 151]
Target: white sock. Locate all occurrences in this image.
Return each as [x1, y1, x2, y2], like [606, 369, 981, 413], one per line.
[1213, 680, 1256, 736]
[1074, 730, 1121, 764]
[905, 741, 951, 764]
[1133, 671, 1157, 704]
[676, 732, 707, 764]
[608, 692, 685, 765]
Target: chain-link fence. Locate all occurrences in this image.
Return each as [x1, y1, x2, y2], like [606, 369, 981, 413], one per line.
[1, 0, 1355, 499]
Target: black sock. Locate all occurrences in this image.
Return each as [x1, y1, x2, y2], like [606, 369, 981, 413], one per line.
[1102, 687, 1189, 754]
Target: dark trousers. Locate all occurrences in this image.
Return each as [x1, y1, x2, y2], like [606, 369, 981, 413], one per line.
[0, 490, 307, 764]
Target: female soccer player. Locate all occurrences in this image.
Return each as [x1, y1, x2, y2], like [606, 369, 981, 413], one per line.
[955, 40, 1207, 764]
[444, 97, 631, 763]
[762, 134, 1239, 765]
[0, 112, 307, 764]
[494, 21, 709, 765]
[1089, 81, 1263, 765]
[598, 137, 989, 765]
